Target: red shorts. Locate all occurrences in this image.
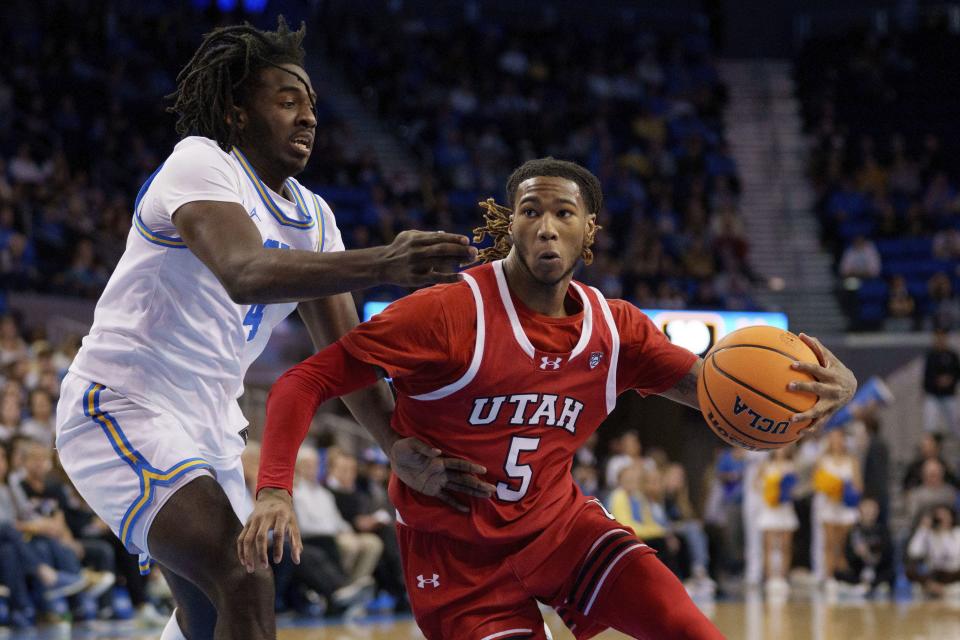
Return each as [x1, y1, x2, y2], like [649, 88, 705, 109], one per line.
[397, 498, 724, 640]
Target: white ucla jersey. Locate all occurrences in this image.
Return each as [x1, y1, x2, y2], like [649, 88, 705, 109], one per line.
[69, 136, 344, 463]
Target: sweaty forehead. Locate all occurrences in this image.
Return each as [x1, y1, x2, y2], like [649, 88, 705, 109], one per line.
[515, 176, 584, 206]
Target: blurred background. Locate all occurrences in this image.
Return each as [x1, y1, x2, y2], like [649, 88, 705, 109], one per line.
[3, 0, 960, 637]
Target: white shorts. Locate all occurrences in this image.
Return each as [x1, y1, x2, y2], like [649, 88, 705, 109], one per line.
[55, 373, 253, 571]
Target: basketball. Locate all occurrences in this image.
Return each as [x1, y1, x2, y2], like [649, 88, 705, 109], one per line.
[697, 326, 820, 450]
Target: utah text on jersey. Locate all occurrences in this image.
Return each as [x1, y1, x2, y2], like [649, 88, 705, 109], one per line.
[468, 394, 586, 434]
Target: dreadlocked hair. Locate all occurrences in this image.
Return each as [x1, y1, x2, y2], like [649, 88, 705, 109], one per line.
[472, 157, 604, 265]
[166, 16, 307, 152]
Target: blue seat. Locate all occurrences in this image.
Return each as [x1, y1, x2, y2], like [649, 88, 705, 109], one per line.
[857, 278, 888, 302]
[858, 301, 887, 324]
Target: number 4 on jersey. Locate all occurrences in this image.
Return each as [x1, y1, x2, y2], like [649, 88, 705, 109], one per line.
[243, 239, 290, 341]
[498, 436, 541, 502]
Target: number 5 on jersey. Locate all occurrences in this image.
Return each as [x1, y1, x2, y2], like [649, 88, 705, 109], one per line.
[498, 436, 541, 502]
[243, 239, 290, 341]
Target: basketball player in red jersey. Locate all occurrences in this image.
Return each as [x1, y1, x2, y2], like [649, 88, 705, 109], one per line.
[240, 158, 857, 639]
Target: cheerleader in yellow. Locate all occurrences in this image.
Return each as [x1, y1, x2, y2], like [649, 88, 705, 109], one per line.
[756, 447, 799, 598]
[813, 430, 863, 583]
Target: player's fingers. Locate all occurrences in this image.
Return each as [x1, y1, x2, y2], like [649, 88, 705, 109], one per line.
[405, 439, 442, 458]
[289, 519, 302, 565]
[422, 271, 463, 285]
[790, 360, 834, 379]
[255, 521, 272, 569]
[798, 333, 832, 366]
[444, 473, 496, 496]
[411, 231, 472, 246]
[435, 490, 469, 513]
[236, 525, 252, 571]
[787, 380, 841, 398]
[239, 523, 258, 573]
[445, 479, 495, 498]
[439, 457, 487, 475]
[790, 400, 831, 424]
[273, 519, 287, 564]
[417, 242, 478, 262]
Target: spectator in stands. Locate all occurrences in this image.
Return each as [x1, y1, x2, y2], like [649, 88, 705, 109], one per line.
[903, 433, 960, 491]
[861, 416, 891, 523]
[933, 227, 960, 260]
[0, 394, 21, 443]
[0, 315, 27, 367]
[0, 443, 88, 627]
[296, 449, 381, 590]
[885, 275, 917, 331]
[922, 172, 959, 220]
[834, 498, 894, 596]
[280, 445, 376, 616]
[663, 463, 715, 597]
[906, 459, 959, 529]
[608, 463, 685, 579]
[19, 389, 54, 446]
[814, 430, 862, 583]
[0, 233, 40, 291]
[906, 505, 960, 598]
[922, 328, 960, 435]
[14, 441, 115, 617]
[927, 273, 960, 331]
[715, 447, 747, 571]
[326, 451, 405, 610]
[604, 430, 648, 490]
[839, 236, 882, 279]
[755, 447, 798, 599]
[358, 449, 409, 612]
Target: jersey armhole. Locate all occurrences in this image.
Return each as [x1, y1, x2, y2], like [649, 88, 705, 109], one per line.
[409, 274, 484, 401]
[591, 287, 620, 415]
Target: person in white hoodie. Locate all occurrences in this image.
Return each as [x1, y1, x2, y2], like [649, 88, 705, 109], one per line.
[907, 505, 960, 598]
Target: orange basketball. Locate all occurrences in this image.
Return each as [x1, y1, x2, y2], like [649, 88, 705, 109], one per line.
[697, 326, 820, 450]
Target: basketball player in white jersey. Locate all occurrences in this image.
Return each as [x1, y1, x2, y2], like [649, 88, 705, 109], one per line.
[54, 18, 491, 640]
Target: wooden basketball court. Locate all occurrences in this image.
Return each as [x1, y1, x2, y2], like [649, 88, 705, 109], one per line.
[272, 601, 960, 640]
[15, 599, 960, 639]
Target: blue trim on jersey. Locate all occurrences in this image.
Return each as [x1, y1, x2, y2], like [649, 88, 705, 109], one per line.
[82, 382, 214, 549]
[312, 193, 327, 252]
[231, 147, 316, 230]
[133, 212, 188, 248]
[131, 162, 188, 249]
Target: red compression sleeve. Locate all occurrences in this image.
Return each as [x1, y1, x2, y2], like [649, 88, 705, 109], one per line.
[256, 341, 380, 495]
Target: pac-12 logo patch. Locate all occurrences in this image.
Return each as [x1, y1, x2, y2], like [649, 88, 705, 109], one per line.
[589, 351, 604, 369]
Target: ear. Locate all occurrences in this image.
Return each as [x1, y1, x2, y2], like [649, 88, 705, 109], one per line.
[226, 105, 247, 131]
[584, 213, 598, 244]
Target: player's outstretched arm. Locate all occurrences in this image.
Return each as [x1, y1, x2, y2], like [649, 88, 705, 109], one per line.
[658, 358, 703, 409]
[174, 201, 477, 303]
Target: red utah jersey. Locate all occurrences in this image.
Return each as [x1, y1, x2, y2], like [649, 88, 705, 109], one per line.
[340, 260, 696, 545]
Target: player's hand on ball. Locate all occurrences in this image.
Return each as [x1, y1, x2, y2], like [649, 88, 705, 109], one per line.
[390, 437, 495, 513]
[381, 230, 478, 286]
[787, 333, 858, 435]
[237, 487, 302, 573]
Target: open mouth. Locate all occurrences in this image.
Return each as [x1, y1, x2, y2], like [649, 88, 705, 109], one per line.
[538, 251, 561, 263]
[290, 134, 313, 155]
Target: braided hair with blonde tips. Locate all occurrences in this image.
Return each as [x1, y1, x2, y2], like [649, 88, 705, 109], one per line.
[472, 158, 604, 265]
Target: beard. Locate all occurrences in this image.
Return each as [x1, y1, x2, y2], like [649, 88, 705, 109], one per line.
[513, 241, 579, 287]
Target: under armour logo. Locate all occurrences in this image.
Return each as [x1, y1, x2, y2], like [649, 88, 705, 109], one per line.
[589, 352, 604, 369]
[417, 573, 440, 589]
[539, 357, 562, 370]
[248, 207, 260, 221]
